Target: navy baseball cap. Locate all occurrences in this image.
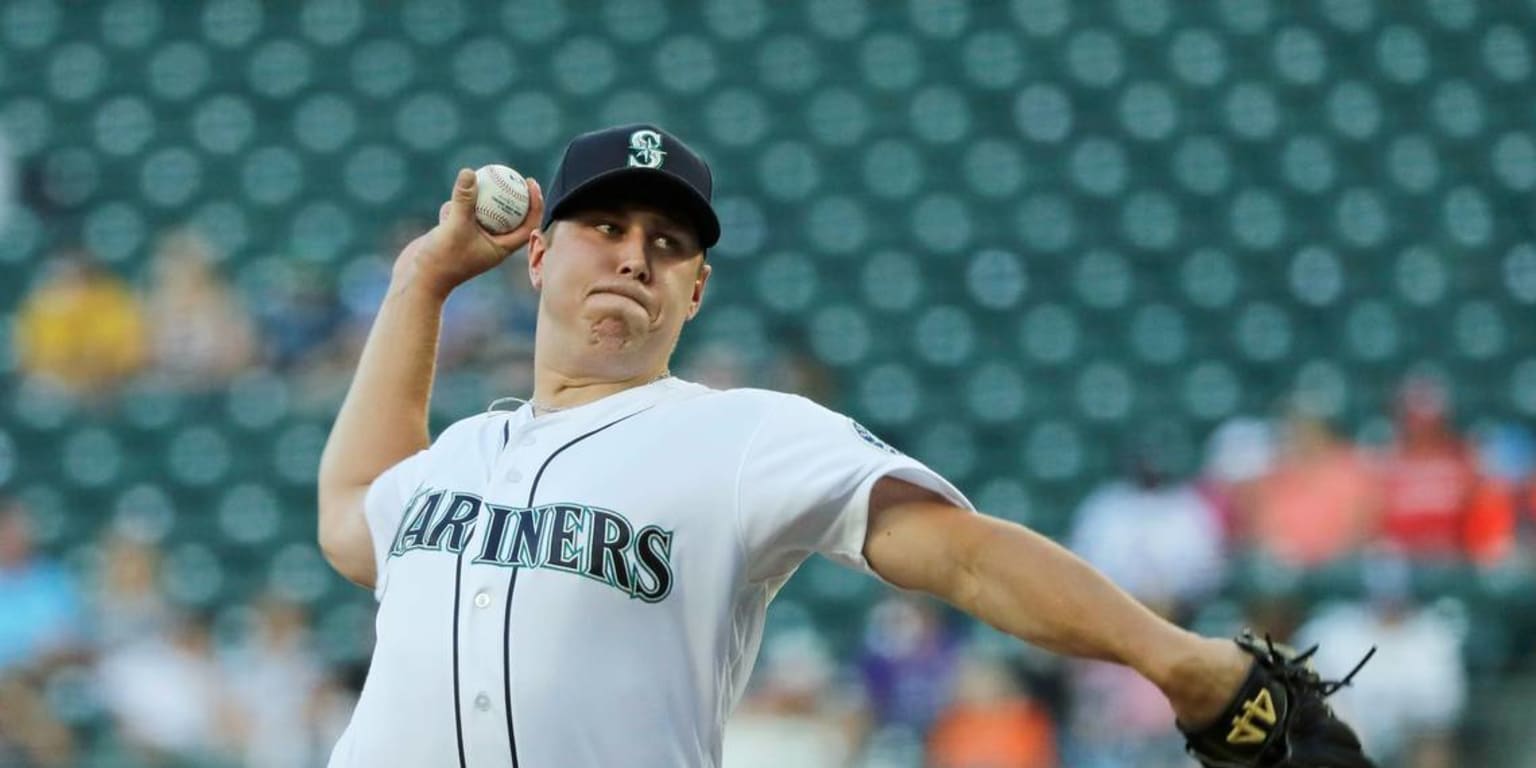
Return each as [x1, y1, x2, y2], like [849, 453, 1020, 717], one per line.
[540, 124, 720, 249]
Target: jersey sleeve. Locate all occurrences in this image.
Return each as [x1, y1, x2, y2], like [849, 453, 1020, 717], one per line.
[735, 394, 973, 584]
[363, 448, 431, 600]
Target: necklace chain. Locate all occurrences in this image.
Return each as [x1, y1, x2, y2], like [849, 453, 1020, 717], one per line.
[529, 371, 671, 416]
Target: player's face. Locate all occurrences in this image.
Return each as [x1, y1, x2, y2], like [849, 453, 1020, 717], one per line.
[527, 205, 710, 353]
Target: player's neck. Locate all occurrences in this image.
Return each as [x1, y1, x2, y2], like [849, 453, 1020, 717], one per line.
[529, 319, 679, 414]
[529, 364, 672, 415]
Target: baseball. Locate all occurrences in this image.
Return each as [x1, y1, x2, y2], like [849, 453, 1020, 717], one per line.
[474, 164, 530, 234]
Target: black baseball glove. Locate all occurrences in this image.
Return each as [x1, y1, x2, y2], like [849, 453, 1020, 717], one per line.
[1179, 632, 1377, 768]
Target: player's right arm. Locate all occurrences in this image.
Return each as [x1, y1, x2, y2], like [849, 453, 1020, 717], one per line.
[862, 478, 1248, 727]
[317, 169, 543, 588]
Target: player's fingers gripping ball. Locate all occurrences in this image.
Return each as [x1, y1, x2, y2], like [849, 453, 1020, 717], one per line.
[474, 164, 530, 234]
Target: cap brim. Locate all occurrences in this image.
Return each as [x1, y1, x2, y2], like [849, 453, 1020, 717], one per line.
[542, 167, 720, 249]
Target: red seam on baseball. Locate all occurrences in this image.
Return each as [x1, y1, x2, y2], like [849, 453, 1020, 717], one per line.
[477, 204, 514, 230]
[490, 171, 526, 201]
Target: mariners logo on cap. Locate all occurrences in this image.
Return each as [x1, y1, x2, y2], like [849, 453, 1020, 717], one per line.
[627, 129, 666, 168]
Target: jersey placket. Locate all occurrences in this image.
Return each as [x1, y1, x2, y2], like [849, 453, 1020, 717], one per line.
[461, 400, 659, 768]
[455, 493, 507, 768]
[458, 416, 543, 768]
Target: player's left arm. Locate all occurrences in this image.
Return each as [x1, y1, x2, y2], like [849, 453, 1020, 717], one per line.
[862, 476, 1247, 727]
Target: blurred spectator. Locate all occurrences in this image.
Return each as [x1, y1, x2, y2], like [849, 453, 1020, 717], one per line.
[92, 532, 172, 652]
[478, 247, 540, 364]
[1463, 424, 1535, 565]
[1528, 479, 1536, 541]
[0, 675, 76, 767]
[1068, 441, 1224, 621]
[0, 499, 86, 673]
[1379, 377, 1479, 560]
[1197, 417, 1276, 542]
[858, 595, 961, 736]
[0, 126, 13, 231]
[248, 259, 342, 372]
[143, 229, 258, 389]
[97, 608, 244, 766]
[1062, 660, 1185, 768]
[927, 649, 1058, 768]
[680, 341, 754, 390]
[453, 235, 541, 387]
[1064, 441, 1222, 767]
[763, 346, 838, 406]
[1239, 405, 1380, 568]
[678, 341, 837, 407]
[439, 274, 507, 366]
[337, 221, 437, 344]
[227, 596, 326, 768]
[502, 268, 540, 343]
[14, 250, 148, 398]
[309, 662, 367, 766]
[0, 499, 83, 767]
[340, 220, 507, 368]
[724, 629, 866, 768]
[1294, 555, 1466, 767]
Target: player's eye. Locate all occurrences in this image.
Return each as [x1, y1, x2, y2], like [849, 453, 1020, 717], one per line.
[653, 235, 677, 250]
[593, 222, 618, 236]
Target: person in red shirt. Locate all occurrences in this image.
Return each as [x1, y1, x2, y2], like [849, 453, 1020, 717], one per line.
[1378, 378, 1479, 560]
[1462, 424, 1536, 565]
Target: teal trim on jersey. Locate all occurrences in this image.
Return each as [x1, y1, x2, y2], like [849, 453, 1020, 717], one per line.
[426, 492, 484, 552]
[392, 489, 445, 556]
[631, 525, 675, 603]
[463, 502, 671, 602]
[386, 484, 434, 558]
[543, 504, 587, 576]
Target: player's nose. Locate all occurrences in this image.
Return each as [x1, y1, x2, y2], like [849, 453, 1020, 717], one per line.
[615, 234, 651, 283]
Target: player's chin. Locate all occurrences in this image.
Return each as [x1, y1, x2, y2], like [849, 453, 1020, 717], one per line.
[584, 311, 649, 344]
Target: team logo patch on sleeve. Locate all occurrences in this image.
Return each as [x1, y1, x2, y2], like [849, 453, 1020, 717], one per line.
[850, 419, 902, 455]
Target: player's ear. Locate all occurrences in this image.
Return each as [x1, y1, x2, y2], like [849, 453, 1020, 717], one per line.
[527, 226, 549, 291]
[686, 261, 710, 320]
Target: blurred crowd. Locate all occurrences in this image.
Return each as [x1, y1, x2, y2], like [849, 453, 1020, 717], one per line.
[10, 224, 541, 409]
[0, 499, 362, 767]
[723, 373, 1536, 768]
[6, 205, 1536, 766]
[1048, 372, 1528, 768]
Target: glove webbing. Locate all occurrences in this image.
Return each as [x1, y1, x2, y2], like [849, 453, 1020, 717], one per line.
[1237, 632, 1377, 697]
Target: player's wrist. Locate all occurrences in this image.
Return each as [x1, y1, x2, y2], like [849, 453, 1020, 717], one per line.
[389, 255, 457, 304]
[1158, 636, 1253, 728]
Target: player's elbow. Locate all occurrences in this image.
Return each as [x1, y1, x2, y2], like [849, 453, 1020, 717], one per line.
[318, 525, 377, 590]
[317, 487, 377, 589]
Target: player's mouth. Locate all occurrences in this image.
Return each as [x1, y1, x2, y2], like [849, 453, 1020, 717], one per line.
[588, 283, 655, 316]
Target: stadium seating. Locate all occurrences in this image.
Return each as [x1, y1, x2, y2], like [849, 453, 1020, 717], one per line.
[2, 0, 1534, 663]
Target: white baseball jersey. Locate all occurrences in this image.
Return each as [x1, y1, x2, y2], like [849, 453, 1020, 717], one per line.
[326, 377, 971, 768]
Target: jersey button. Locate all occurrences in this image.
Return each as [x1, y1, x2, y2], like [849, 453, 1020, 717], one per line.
[505, 469, 523, 483]
[473, 591, 491, 609]
[519, 434, 536, 446]
[475, 693, 491, 712]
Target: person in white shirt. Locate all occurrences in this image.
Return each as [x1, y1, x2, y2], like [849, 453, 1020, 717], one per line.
[315, 124, 1334, 768]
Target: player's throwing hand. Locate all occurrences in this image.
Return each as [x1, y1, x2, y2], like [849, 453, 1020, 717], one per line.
[397, 167, 546, 299]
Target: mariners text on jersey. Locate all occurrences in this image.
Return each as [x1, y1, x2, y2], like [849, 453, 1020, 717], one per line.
[389, 492, 676, 603]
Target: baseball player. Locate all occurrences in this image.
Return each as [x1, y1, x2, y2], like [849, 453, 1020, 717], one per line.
[317, 125, 1373, 768]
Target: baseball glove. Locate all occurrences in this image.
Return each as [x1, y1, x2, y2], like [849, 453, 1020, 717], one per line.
[1179, 632, 1377, 768]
